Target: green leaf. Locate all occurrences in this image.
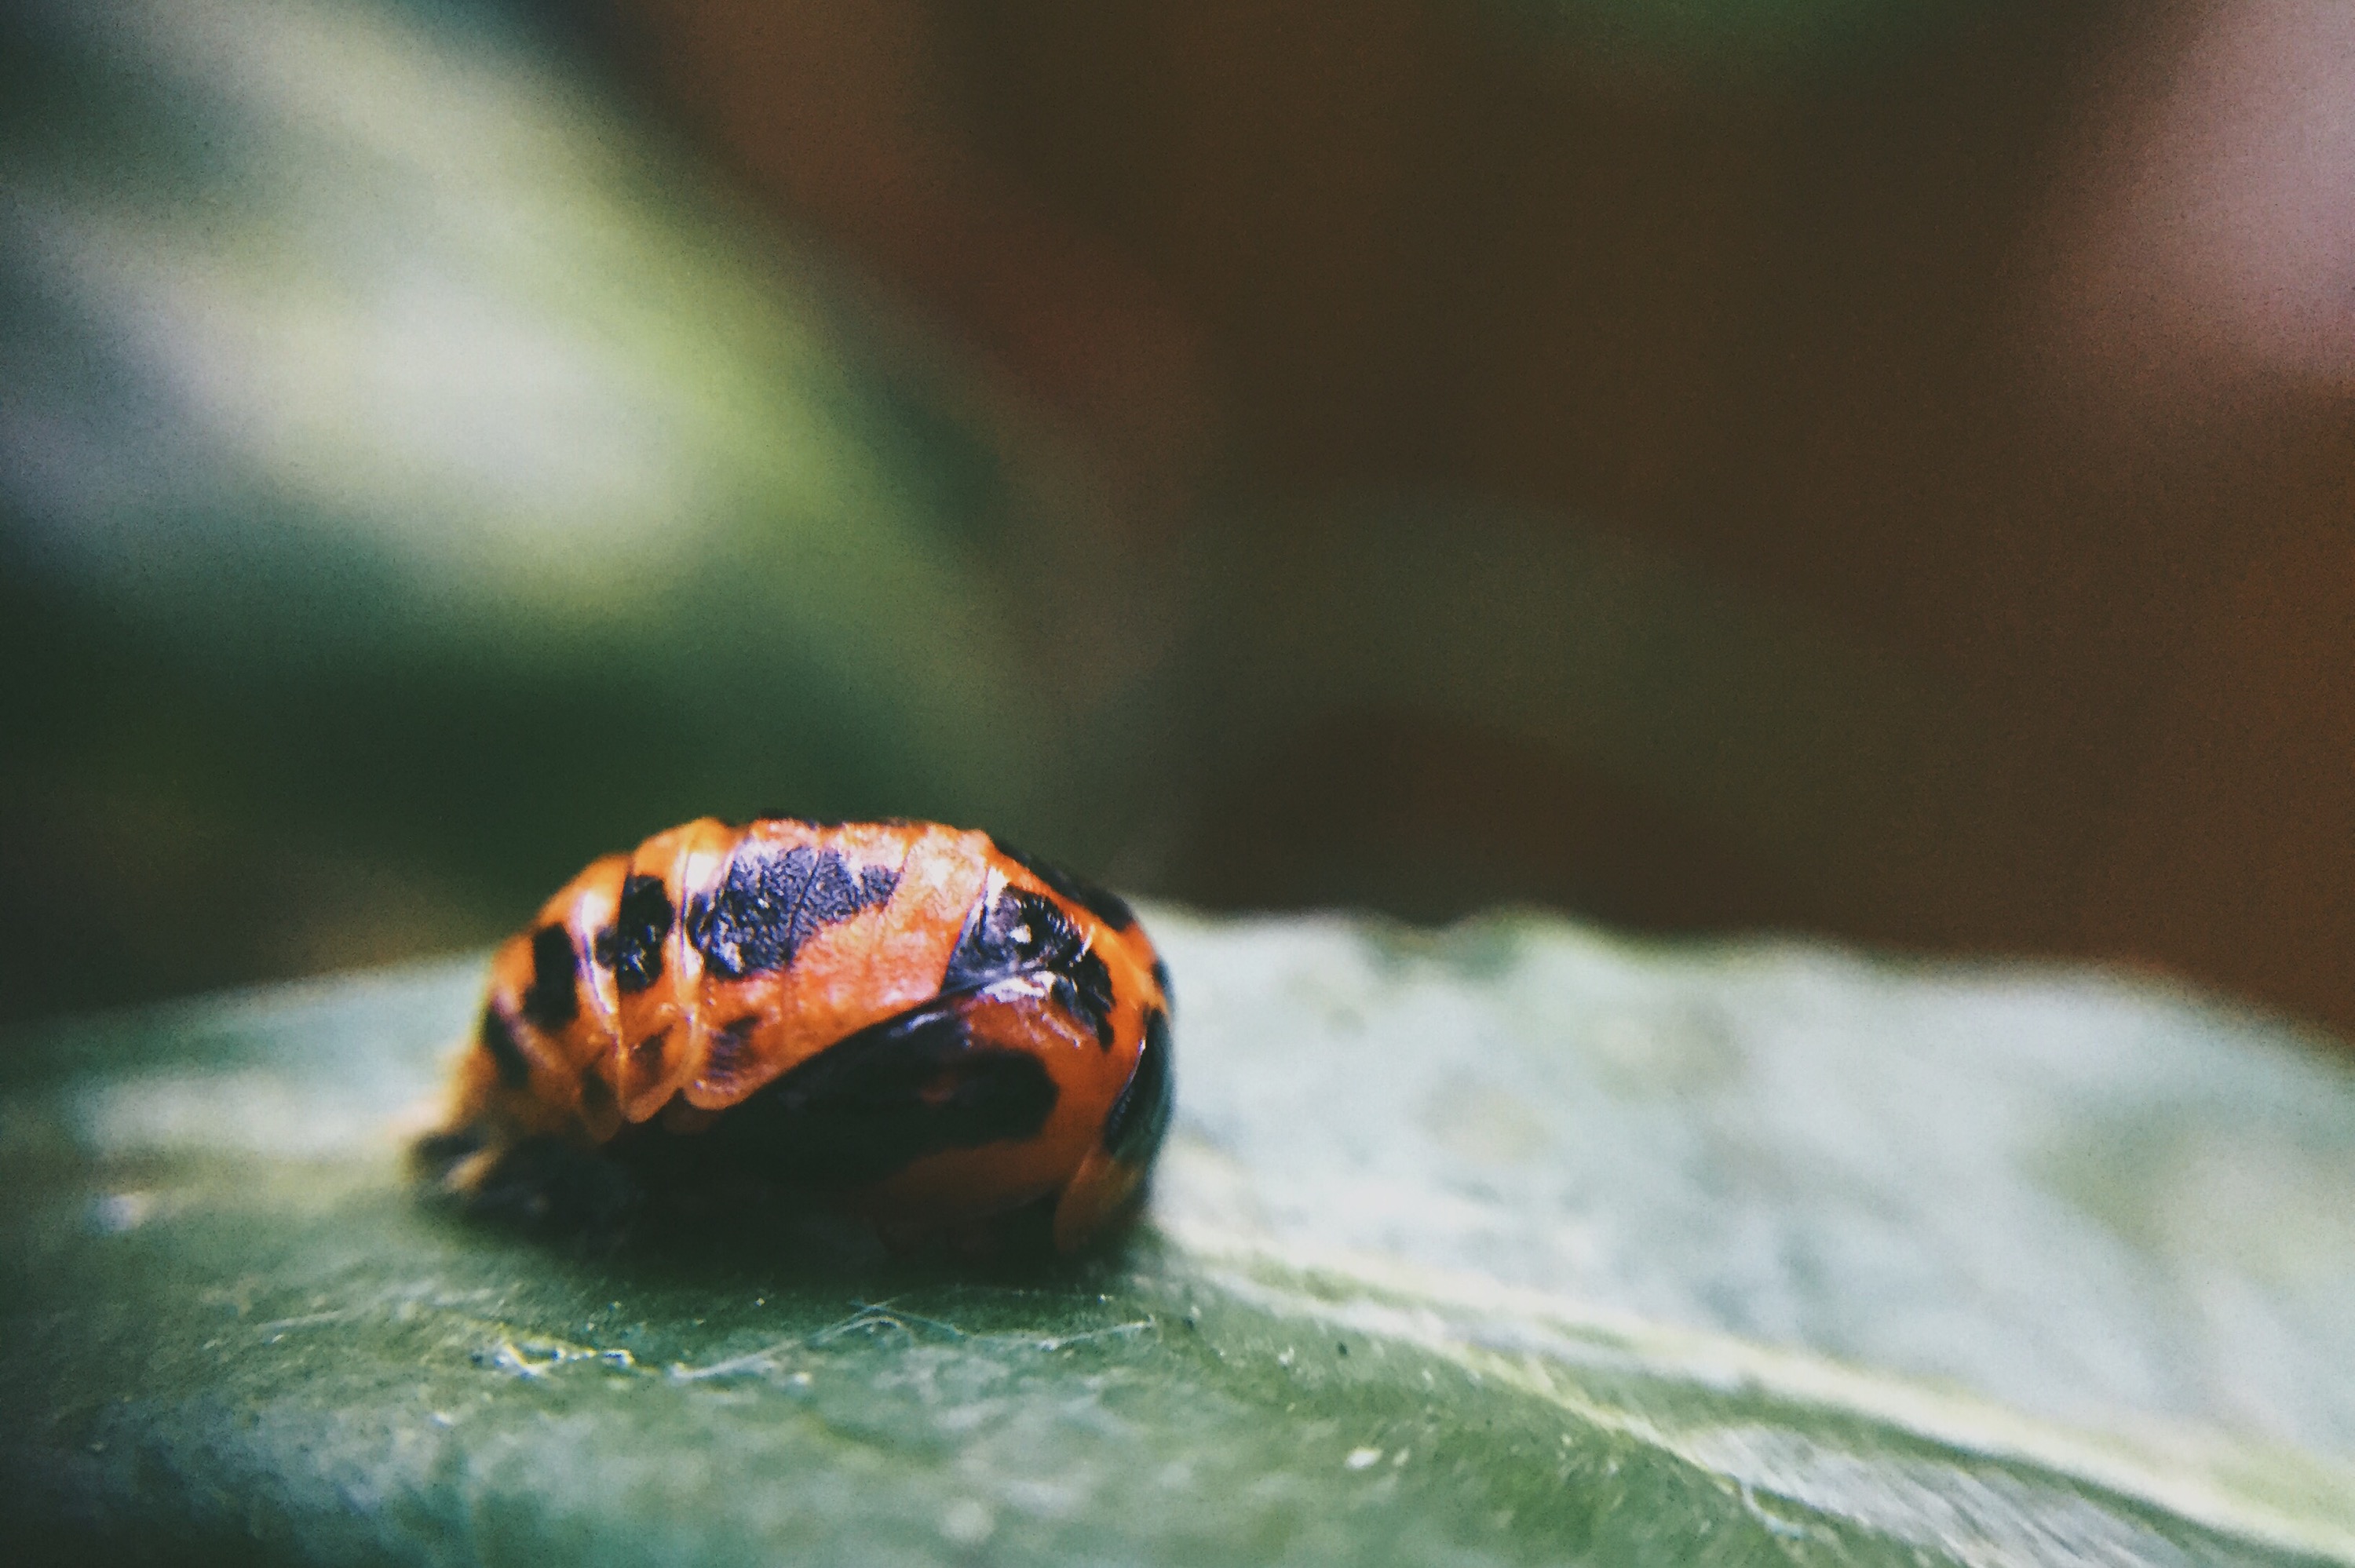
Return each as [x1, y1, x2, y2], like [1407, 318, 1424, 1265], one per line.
[6, 910, 2353, 1564]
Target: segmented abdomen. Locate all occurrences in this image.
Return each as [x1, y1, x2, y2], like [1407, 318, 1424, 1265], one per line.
[469, 819, 998, 1137]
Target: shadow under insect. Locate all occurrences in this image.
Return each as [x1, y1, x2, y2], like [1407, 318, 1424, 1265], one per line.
[413, 979, 1174, 1265]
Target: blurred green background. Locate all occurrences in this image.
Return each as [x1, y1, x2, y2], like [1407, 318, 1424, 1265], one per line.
[5, 0, 2353, 1037]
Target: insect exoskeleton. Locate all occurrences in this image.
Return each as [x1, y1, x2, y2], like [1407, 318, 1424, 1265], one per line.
[414, 816, 1172, 1254]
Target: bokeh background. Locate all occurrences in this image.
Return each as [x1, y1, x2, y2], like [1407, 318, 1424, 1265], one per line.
[3, 0, 2350, 1038]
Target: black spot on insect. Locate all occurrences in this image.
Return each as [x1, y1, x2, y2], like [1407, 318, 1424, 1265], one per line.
[593, 874, 674, 994]
[944, 887, 1116, 1047]
[991, 839, 1137, 930]
[685, 841, 896, 979]
[479, 1006, 532, 1088]
[940, 886, 1051, 990]
[1053, 956, 1117, 1050]
[1102, 1005, 1172, 1166]
[520, 924, 580, 1030]
[628, 997, 1058, 1187]
[860, 865, 900, 906]
[699, 1016, 762, 1096]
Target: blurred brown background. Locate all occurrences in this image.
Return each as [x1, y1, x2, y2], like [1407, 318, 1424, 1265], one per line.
[2, 0, 2349, 1038]
[621, 0, 2353, 1023]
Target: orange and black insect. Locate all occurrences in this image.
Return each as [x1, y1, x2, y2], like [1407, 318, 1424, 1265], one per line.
[416, 817, 1172, 1254]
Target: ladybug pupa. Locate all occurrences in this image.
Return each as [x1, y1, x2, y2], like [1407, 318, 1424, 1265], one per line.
[414, 817, 1173, 1254]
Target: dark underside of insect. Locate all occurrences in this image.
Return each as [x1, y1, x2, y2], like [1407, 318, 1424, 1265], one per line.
[413, 817, 1173, 1256]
